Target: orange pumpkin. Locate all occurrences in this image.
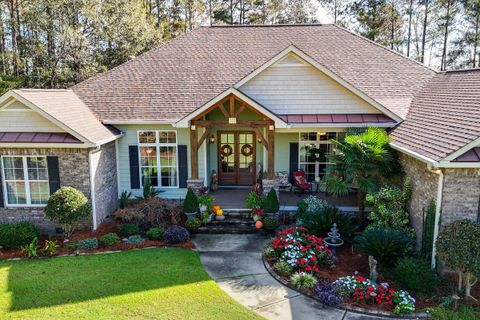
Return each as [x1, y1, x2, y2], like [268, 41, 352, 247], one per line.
[255, 221, 263, 229]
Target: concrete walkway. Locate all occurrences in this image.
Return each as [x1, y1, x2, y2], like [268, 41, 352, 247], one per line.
[192, 234, 395, 320]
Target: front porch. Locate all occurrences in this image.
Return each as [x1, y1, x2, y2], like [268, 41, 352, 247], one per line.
[210, 188, 358, 211]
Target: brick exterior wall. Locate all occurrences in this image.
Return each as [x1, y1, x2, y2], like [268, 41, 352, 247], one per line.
[0, 144, 119, 234]
[441, 168, 480, 225]
[91, 142, 118, 227]
[399, 153, 439, 247]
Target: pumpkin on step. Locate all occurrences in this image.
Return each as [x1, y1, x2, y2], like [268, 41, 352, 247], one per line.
[255, 221, 263, 229]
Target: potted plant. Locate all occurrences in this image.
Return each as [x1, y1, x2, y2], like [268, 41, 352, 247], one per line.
[198, 193, 215, 214]
[252, 208, 264, 222]
[183, 188, 199, 220]
[263, 189, 280, 218]
[212, 205, 225, 221]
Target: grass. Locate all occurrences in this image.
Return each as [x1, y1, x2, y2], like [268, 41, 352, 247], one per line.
[430, 305, 480, 320]
[0, 248, 263, 320]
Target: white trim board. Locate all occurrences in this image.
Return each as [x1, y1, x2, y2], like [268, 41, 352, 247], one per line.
[234, 45, 403, 123]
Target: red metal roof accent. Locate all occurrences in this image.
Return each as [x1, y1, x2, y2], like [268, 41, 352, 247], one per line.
[454, 147, 480, 162]
[278, 114, 395, 124]
[0, 132, 82, 144]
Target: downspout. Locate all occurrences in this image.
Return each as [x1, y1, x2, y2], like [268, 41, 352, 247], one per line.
[88, 146, 101, 230]
[428, 165, 444, 269]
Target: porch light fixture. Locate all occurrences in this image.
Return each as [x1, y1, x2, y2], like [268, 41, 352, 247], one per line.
[228, 117, 237, 124]
[209, 135, 215, 143]
[190, 125, 196, 130]
[317, 132, 326, 136]
[269, 125, 274, 131]
[257, 138, 262, 144]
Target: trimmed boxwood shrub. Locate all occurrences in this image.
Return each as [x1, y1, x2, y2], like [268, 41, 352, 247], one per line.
[183, 188, 199, 213]
[99, 233, 121, 246]
[76, 238, 99, 250]
[263, 189, 279, 214]
[0, 222, 39, 248]
[184, 218, 201, 229]
[394, 257, 437, 295]
[163, 225, 190, 244]
[263, 217, 278, 230]
[44, 186, 90, 237]
[126, 235, 144, 244]
[146, 227, 165, 240]
[117, 223, 140, 237]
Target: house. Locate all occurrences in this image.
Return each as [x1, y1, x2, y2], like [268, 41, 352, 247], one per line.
[0, 25, 478, 242]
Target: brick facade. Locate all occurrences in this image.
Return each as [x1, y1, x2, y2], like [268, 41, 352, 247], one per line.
[0, 144, 119, 233]
[399, 153, 439, 246]
[400, 153, 480, 246]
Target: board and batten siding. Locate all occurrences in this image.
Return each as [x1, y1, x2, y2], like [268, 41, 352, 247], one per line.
[115, 124, 206, 199]
[0, 101, 65, 132]
[239, 54, 381, 115]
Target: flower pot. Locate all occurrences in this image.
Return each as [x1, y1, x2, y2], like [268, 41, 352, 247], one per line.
[253, 215, 261, 222]
[199, 205, 207, 213]
[207, 214, 214, 223]
[215, 215, 225, 221]
[185, 212, 197, 220]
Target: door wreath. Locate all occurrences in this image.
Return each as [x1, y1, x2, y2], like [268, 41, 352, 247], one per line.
[241, 144, 254, 157]
[220, 144, 233, 157]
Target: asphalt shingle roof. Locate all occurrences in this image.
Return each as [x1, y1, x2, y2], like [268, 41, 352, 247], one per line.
[71, 24, 435, 122]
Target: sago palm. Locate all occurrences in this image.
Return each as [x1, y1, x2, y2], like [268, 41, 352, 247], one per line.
[321, 127, 395, 224]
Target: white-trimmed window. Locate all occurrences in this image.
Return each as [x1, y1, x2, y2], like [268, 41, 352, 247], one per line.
[299, 132, 339, 182]
[1, 156, 50, 206]
[138, 130, 178, 188]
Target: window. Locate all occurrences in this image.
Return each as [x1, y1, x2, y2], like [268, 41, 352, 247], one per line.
[1, 156, 50, 206]
[138, 131, 178, 188]
[298, 132, 339, 182]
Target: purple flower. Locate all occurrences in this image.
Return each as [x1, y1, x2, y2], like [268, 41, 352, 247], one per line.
[314, 281, 344, 306]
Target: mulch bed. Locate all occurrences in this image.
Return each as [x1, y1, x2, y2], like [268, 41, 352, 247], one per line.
[265, 243, 479, 315]
[0, 221, 196, 260]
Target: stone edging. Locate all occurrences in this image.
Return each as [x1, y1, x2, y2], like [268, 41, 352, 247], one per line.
[262, 254, 430, 319]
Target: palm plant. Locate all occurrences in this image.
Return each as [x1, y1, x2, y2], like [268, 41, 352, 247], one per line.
[321, 127, 395, 224]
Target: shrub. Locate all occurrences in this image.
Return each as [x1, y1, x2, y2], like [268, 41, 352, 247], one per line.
[394, 257, 437, 295]
[274, 260, 292, 274]
[44, 186, 90, 237]
[126, 235, 144, 244]
[41, 240, 59, 256]
[119, 191, 132, 209]
[163, 225, 190, 244]
[76, 238, 99, 250]
[114, 197, 184, 228]
[314, 281, 344, 306]
[184, 218, 201, 229]
[146, 227, 165, 240]
[272, 227, 334, 273]
[296, 202, 357, 239]
[117, 223, 140, 237]
[198, 194, 215, 212]
[0, 221, 39, 248]
[436, 219, 480, 298]
[21, 237, 38, 258]
[246, 191, 265, 209]
[366, 181, 415, 238]
[136, 183, 161, 200]
[355, 227, 414, 267]
[431, 305, 480, 320]
[263, 217, 278, 230]
[298, 196, 329, 214]
[290, 272, 317, 289]
[183, 188, 199, 213]
[100, 233, 121, 246]
[263, 189, 279, 213]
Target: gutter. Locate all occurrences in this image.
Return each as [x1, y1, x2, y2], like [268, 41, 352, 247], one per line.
[88, 145, 101, 230]
[427, 165, 444, 269]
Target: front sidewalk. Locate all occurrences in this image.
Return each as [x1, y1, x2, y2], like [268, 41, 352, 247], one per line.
[192, 234, 397, 320]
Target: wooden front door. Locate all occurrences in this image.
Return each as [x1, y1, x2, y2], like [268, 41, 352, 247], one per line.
[218, 131, 256, 185]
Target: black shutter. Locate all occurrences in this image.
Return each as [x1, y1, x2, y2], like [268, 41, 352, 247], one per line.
[0, 162, 4, 207]
[129, 146, 140, 189]
[289, 142, 299, 184]
[47, 156, 61, 194]
[178, 145, 188, 188]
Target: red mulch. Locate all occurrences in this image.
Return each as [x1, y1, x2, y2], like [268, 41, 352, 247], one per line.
[266, 244, 479, 313]
[0, 220, 196, 260]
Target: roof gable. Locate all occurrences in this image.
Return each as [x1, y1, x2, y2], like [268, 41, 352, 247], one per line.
[237, 48, 400, 121]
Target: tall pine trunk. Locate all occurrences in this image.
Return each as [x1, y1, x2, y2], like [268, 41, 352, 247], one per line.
[440, 0, 452, 71]
[357, 190, 366, 226]
[7, 0, 18, 76]
[474, 13, 479, 68]
[0, 2, 6, 75]
[421, 1, 429, 63]
[407, 0, 413, 57]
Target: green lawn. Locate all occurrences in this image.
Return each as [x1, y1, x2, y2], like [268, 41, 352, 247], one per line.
[0, 248, 263, 320]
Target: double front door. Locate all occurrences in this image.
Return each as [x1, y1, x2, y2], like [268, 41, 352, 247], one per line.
[218, 131, 256, 185]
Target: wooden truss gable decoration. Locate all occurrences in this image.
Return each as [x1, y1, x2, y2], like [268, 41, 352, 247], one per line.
[189, 93, 275, 180]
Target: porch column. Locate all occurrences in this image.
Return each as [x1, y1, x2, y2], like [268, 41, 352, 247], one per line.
[267, 125, 275, 179]
[190, 125, 198, 179]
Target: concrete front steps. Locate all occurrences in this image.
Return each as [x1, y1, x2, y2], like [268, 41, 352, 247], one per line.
[196, 211, 260, 234]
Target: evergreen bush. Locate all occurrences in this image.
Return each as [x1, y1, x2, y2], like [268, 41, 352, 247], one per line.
[263, 189, 279, 213]
[395, 257, 437, 295]
[0, 222, 39, 248]
[183, 188, 199, 213]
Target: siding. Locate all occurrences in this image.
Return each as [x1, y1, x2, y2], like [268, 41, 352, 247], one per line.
[239, 54, 381, 115]
[0, 101, 65, 133]
[115, 124, 204, 199]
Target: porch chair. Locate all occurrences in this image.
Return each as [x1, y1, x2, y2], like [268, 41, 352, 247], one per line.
[275, 171, 291, 192]
[292, 170, 312, 196]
